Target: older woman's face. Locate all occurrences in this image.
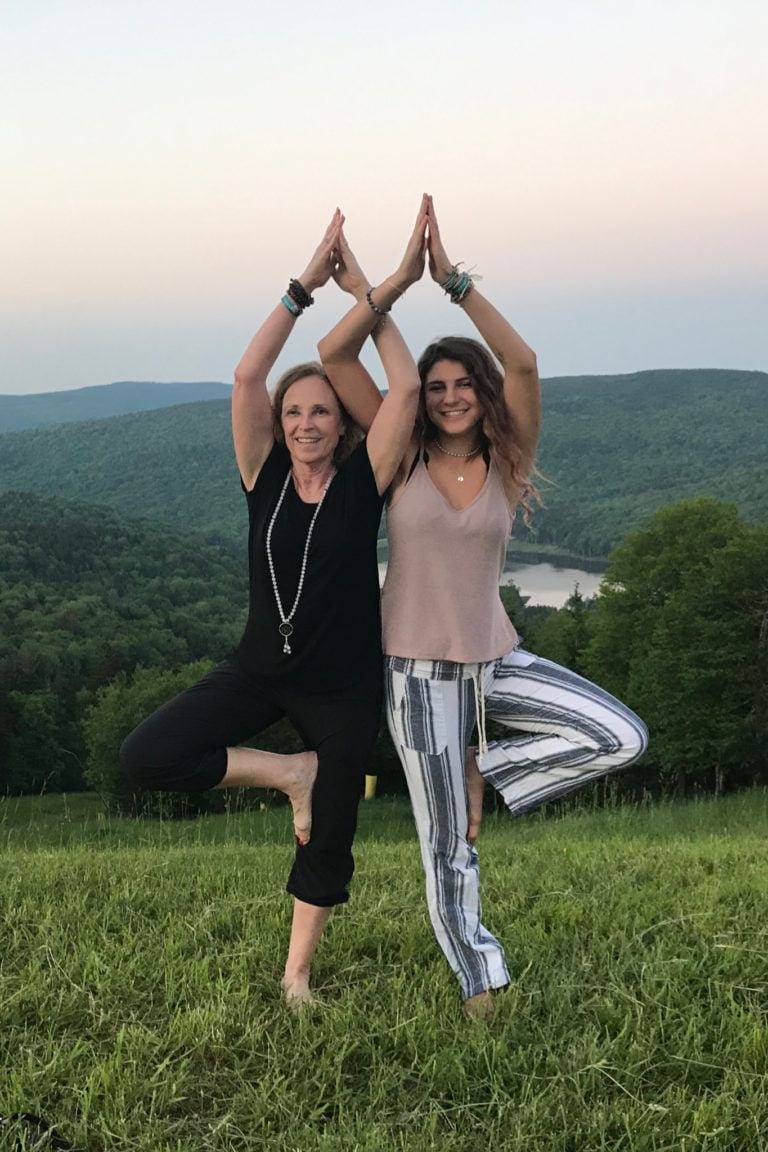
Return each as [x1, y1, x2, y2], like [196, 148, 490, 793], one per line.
[281, 376, 344, 467]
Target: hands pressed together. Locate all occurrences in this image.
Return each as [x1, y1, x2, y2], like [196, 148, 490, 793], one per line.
[296, 194, 457, 306]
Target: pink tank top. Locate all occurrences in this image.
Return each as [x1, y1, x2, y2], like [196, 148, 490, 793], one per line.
[381, 453, 518, 662]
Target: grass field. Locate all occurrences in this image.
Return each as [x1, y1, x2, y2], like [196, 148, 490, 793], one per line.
[1, 791, 767, 1151]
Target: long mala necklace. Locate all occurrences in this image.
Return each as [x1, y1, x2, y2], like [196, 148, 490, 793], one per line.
[434, 439, 482, 483]
[265, 468, 333, 654]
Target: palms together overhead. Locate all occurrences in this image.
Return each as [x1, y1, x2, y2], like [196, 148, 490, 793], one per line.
[331, 195, 430, 300]
[394, 193, 429, 290]
[426, 195, 454, 284]
[301, 194, 452, 301]
[299, 208, 345, 292]
[331, 230, 370, 300]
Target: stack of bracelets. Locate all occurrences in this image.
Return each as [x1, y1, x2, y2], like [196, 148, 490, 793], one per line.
[439, 264, 478, 304]
[281, 279, 314, 318]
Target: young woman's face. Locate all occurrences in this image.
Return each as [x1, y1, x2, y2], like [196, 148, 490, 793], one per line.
[280, 376, 344, 466]
[423, 359, 482, 438]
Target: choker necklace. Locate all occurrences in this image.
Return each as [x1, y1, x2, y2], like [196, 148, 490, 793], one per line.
[266, 468, 333, 654]
[434, 440, 481, 483]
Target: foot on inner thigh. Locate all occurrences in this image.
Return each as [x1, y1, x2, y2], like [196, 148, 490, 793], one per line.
[286, 751, 317, 845]
[465, 745, 485, 844]
[463, 990, 494, 1022]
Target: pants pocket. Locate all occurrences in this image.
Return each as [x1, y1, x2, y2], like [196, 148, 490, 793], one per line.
[388, 671, 448, 756]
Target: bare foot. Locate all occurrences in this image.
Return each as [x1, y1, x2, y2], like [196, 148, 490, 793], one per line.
[281, 974, 317, 1011]
[463, 990, 494, 1022]
[465, 746, 485, 844]
[286, 751, 317, 845]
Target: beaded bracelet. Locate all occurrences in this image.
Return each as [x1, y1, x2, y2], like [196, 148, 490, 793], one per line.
[288, 278, 314, 309]
[365, 287, 391, 316]
[281, 294, 302, 318]
[439, 264, 479, 304]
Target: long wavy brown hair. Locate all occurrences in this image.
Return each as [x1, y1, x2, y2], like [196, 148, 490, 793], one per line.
[417, 336, 541, 520]
[271, 362, 362, 465]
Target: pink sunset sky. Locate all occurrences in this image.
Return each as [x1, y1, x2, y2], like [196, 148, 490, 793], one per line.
[2, 0, 766, 393]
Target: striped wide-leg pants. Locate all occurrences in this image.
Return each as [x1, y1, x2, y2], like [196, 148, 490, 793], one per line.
[385, 648, 649, 999]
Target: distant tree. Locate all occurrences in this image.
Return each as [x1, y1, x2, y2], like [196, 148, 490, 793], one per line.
[530, 584, 593, 674]
[513, 604, 556, 653]
[0, 492, 248, 796]
[585, 498, 768, 792]
[499, 583, 530, 631]
[3, 691, 82, 794]
[0, 691, 12, 782]
[585, 498, 739, 698]
[83, 661, 221, 815]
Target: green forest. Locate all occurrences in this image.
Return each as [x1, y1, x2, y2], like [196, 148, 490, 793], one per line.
[1, 368, 767, 804]
[535, 368, 767, 555]
[2, 484, 767, 803]
[0, 491, 247, 794]
[0, 368, 765, 557]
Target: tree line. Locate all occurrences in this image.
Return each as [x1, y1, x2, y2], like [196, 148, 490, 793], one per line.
[518, 497, 768, 795]
[2, 489, 766, 808]
[0, 491, 246, 794]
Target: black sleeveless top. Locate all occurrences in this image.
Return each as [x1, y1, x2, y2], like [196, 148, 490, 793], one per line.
[236, 439, 384, 693]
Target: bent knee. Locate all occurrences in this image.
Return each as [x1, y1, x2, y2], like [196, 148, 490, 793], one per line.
[119, 725, 225, 792]
[120, 726, 148, 787]
[611, 715, 649, 768]
[630, 718, 650, 761]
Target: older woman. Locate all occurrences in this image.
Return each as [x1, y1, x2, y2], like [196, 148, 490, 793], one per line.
[121, 203, 428, 1005]
[320, 196, 648, 1018]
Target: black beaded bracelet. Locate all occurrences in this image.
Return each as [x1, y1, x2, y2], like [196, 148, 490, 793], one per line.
[365, 287, 391, 316]
[288, 279, 314, 309]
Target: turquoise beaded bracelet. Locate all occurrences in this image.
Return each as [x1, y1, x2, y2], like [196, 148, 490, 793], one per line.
[281, 294, 302, 317]
[439, 265, 478, 304]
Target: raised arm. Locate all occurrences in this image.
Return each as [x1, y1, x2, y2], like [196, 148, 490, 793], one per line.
[233, 210, 342, 490]
[316, 231, 382, 432]
[318, 194, 432, 431]
[426, 196, 541, 474]
[319, 198, 430, 493]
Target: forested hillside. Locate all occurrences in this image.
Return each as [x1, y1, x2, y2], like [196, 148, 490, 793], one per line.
[3, 490, 766, 801]
[0, 491, 247, 791]
[0, 369, 765, 556]
[0, 379, 231, 433]
[0, 401, 245, 545]
[536, 368, 767, 554]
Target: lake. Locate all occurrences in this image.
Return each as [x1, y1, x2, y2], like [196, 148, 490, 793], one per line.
[378, 560, 605, 609]
[502, 562, 604, 607]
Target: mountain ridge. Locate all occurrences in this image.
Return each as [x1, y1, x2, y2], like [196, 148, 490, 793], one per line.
[0, 368, 765, 557]
[0, 379, 232, 433]
[3, 367, 765, 434]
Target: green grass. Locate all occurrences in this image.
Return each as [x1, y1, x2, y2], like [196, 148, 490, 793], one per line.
[1, 792, 767, 1151]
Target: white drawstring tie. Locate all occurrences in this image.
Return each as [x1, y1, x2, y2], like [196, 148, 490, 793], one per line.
[472, 665, 488, 766]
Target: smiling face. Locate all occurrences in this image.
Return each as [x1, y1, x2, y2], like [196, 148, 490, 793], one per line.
[423, 359, 483, 440]
[280, 375, 345, 467]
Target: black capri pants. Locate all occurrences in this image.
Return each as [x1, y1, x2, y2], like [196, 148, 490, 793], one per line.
[120, 657, 382, 907]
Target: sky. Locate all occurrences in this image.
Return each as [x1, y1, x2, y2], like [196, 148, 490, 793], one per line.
[2, 0, 767, 394]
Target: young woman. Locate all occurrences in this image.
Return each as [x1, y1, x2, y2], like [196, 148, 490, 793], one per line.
[319, 196, 649, 1019]
[121, 204, 427, 1005]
